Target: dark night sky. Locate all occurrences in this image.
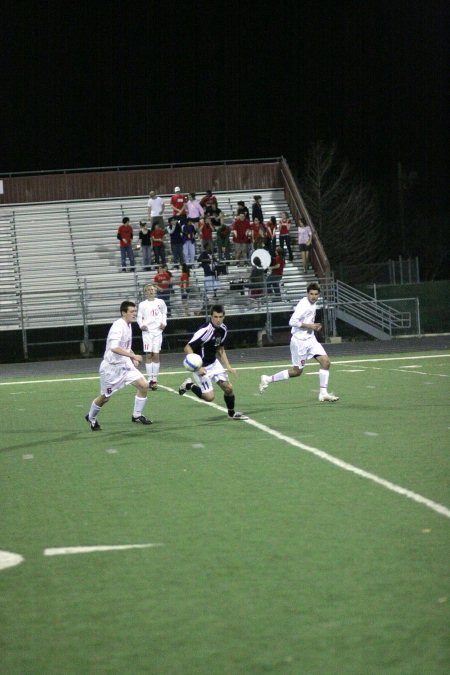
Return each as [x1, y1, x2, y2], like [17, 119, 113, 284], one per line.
[1, 0, 448, 203]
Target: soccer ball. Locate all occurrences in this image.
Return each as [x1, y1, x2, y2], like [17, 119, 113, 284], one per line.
[183, 353, 203, 372]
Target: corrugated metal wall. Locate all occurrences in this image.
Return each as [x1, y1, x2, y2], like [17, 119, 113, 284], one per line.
[0, 162, 283, 204]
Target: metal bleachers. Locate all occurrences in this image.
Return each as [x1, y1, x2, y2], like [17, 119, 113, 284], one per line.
[0, 189, 313, 330]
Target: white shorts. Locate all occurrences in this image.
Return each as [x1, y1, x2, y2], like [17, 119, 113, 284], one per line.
[142, 331, 163, 353]
[193, 358, 228, 395]
[289, 334, 327, 369]
[99, 360, 143, 398]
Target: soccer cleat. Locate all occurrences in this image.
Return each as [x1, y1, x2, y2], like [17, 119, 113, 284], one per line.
[229, 411, 249, 420]
[318, 392, 339, 402]
[178, 377, 192, 396]
[131, 415, 153, 425]
[149, 381, 158, 391]
[259, 375, 271, 394]
[85, 413, 101, 431]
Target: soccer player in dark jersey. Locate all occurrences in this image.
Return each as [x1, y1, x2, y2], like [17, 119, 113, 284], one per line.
[178, 304, 248, 420]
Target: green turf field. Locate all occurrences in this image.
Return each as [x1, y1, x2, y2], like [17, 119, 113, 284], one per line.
[1, 351, 449, 674]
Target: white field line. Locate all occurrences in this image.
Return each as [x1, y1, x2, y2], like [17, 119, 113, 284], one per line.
[44, 543, 163, 556]
[1, 354, 449, 520]
[1, 353, 449, 387]
[158, 382, 450, 521]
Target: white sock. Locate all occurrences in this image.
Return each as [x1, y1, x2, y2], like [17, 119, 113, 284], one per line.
[153, 363, 160, 381]
[272, 370, 290, 382]
[133, 396, 147, 418]
[319, 368, 329, 392]
[89, 402, 101, 420]
[145, 363, 153, 380]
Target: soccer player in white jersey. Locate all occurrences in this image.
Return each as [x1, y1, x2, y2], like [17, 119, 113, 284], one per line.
[137, 284, 167, 390]
[85, 301, 152, 430]
[259, 282, 339, 402]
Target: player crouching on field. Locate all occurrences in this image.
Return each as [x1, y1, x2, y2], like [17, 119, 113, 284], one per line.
[85, 301, 152, 430]
[179, 304, 248, 420]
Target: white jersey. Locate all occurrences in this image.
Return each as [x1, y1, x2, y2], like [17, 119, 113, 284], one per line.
[137, 298, 167, 334]
[103, 318, 133, 365]
[289, 296, 317, 340]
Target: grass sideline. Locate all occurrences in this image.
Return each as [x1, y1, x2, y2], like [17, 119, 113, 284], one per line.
[1, 351, 449, 673]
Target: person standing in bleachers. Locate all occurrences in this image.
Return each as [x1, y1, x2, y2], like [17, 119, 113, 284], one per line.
[170, 186, 187, 223]
[231, 212, 251, 266]
[200, 190, 218, 210]
[150, 221, 166, 266]
[297, 217, 313, 272]
[147, 190, 165, 226]
[186, 192, 204, 224]
[168, 216, 184, 267]
[251, 195, 264, 224]
[266, 247, 286, 297]
[182, 218, 197, 265]
[138, 221, 152, 271]
[264, 216, 277, 256]
[279, 211, 294, 262]
[117, 217, 135, 272]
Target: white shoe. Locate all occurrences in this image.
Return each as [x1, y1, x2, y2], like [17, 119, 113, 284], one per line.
[318, 392, 339, 402]
[259, 375, 270, 394]
[229, 411, 249, 420]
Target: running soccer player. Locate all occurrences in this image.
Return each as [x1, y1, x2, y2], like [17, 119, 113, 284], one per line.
[137, 284, 167, 390]
[85, 301, 152, 430]
[259, 282, 339, 402]
[178, 304, 248, 420]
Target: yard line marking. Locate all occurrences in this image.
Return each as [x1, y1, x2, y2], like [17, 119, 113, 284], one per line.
[0, 550, 24, 571]
[0, 354, 449, 387]
[43, 543, 163, 556]
[159, 383, 450, 521]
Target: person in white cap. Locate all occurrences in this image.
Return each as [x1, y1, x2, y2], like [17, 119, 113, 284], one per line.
[170, 186, 187, 223]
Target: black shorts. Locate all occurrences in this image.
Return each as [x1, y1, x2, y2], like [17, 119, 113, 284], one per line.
[299, 244, 311, 252]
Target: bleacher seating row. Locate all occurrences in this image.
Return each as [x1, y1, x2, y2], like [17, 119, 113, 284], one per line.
[0, 189, 316, 331]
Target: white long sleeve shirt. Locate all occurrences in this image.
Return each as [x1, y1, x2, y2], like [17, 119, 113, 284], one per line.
[289, 296, 317, 340]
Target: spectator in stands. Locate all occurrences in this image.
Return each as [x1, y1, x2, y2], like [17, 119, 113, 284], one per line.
[235, 200, 250, 220]
[205, 202, 225, 227]
[168, 216, 184, 267]
[251, 217, 265, 252]
[153, 263, 173, 316]
[198, 215, 214, 252]
[248, 255, 266, 302]
[138, 221, 152, 271]
[186, 192, 204, 223]
[180, 263, 190, 316]
[279, 211, 294, 262]
[147, 190, 165, 226]
[198, 249, 220, 302]
[251, 195, 264, 224]
[216, 221, 231, 261]
[231, 212, 251, 266]
[264, 216, 277, 256]
[170, 186, 187, 223]
[297, 217, 313, 272]
[200, 190, 218, 210]
[267, 247, 286, 297]
[117, 217, 135, 272]
[150, 221, 166, 266]
[182, 218, 197, 265]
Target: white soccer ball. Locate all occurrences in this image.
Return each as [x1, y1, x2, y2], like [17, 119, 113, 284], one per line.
[183, 353, 203, 372]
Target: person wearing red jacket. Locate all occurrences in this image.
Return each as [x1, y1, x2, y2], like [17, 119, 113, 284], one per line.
[117, 217, 135, 272]
[231, 213, 251, 265]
